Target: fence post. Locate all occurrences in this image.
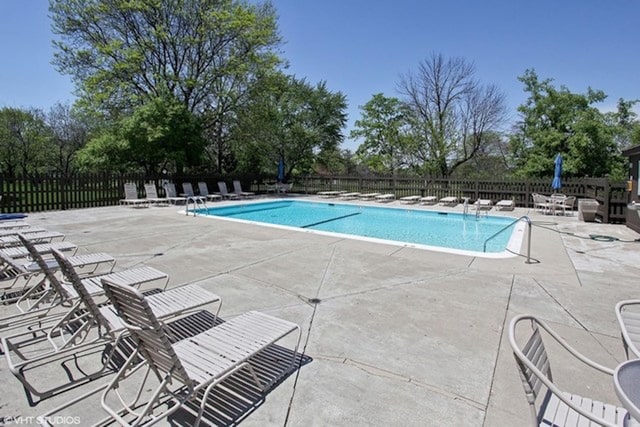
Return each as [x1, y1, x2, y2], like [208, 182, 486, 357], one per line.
[603, 177, 610, 223]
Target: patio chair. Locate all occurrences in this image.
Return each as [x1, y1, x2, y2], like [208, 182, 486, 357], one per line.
[217, 181, 240, 199]
[277, 182, 293, 193]
[532, 193, 552, 214]
[162, 182, 188, 205]
[181, 182, 206, 203]
[99, 277, 301, 426]
[615, 300, 640, 360]
[555, 195, 576, 216]
[1, 249, 222, 399]
[143, 183, 170, 206]
[120, 183, 149, 208]
[197, 182, 223, 202]
[509, 314, 632, 426]
[233, 180, 255, 197]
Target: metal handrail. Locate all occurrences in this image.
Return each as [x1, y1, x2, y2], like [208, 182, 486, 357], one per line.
[483, 215, 532, 263]
[185, 196, 207, 216]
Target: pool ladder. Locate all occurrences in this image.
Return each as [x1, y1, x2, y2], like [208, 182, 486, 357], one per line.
[483, 216, 532, 263]
[463, 199, 486, 220]
[186, 197, 207, 216]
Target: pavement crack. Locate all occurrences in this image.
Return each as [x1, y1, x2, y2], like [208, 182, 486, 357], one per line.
[314, 355, 486, 411]
[283, 295, 320, 426]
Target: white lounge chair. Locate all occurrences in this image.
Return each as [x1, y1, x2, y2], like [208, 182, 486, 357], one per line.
[317, 191, 345, 198]
[419, 196, 437, 205]
[119, 183, 148, 207]
[181, 182, 206, 203]
[0, 241, 78, 260]
[143, 183, 170, 206]
[339, 192, 361, 200]
[358, 193, 382, 200]
[163, 182, 188, 205]
[0, 249, 114, 304]
[0, 226, 48, 237]
[0, 234, 168, 330]
[439, 196, 458, 206]
[197, 182, 223, 202]
[233, 180, 255, 197]
[1, 249, 221, 400]
[473, 199, 493, 211]
[496, 199, 515, 211]
[0, 230, 65, 247]
[399, 195, 421, 204]
[98, 278, 301, 426]
[217, 181, 240, 199]
[375, 194, 395, 202]
[0, 221, 31, 231]
[509, 314, 632, 426]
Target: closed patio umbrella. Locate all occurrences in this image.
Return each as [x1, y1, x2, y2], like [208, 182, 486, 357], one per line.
[277, 157, 285, 182]
[552, 153, 562, 192]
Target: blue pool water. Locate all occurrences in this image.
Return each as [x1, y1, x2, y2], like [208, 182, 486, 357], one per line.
[196, 200, 524, 257]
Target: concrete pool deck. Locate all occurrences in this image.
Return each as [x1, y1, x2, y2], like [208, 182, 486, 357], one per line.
[1, 196, 639, 426]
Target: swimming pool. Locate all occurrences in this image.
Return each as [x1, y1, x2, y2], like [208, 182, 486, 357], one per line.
[194, 200, 525, 258]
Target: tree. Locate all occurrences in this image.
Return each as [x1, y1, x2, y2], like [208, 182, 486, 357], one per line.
[78, 96, 205, 174]
[50, 0, 282, 171]
[510, 69, 623, 178]
[46, 102, 92, 176]
[232, 74, 347, 180]
[315, 148, 358, 175]
[398, 53, 506, 176]
[608, 98, 640, 150]
[0, 107, 51, 178]
[350, 94, 412, 175]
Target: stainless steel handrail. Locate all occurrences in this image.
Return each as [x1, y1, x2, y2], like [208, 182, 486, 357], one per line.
[483, 216, 532, 263]
[185, 196, 207, 216]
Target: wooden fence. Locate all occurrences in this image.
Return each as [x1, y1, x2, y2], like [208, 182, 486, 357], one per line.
[0, 173, 630, 224]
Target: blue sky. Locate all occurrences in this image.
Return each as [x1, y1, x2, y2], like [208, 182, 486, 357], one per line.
[1, 0, 639, 151]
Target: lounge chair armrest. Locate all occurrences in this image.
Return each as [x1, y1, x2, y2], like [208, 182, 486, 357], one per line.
[513, 314, 615, 375]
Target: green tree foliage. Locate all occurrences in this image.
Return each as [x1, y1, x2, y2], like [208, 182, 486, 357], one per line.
[233, 73, 347, 180]
[0, 108, 51, 178]
[608, 98, 640, 150]
[315, 148, 358, 175]
[46, 102, 92, 176]
[78, 96, 204, 173]
[510, 69, 624, 179]
[350, 94, 413, 175]
[398, 53, 506, 176]
[50, 0, 281, 172]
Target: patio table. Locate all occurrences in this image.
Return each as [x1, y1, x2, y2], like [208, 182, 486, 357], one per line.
[614, 359, 640, 421]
